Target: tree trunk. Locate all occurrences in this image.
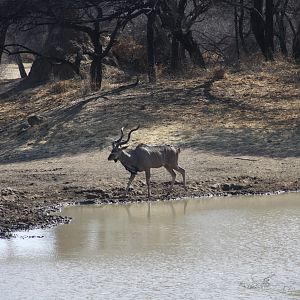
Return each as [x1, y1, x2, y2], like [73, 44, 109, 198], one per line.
[276, 0, 289, 57]
[153, 17, 172, 66]
[11, 36, 27, 78]
[234, 6, 240, 60]
[239, 0, 249, 54]
[159, 0, 205, 68]
[265, 0, 274, 59]
[147, 11, 156, 83]
[171, 34, 180, 72]
[250, 0, 268, 59]
[293, 22, 300, 63]
[250, 0, 274, 60]
[0, 22, 9, 65]
[175, 30, 205, 67]
[276, 13, 288, 56]
[28, 25, 81, 82]
[90, 55, 102, 90]
[90, 20, 103, 90]
[179, 42, 186, 62]
[14, 52, 27, 78]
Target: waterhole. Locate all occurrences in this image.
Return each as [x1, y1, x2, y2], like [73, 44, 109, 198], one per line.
[0, 193, 299, 299]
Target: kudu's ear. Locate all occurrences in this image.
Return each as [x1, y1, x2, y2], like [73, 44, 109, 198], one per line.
[121, 145, 128, 150]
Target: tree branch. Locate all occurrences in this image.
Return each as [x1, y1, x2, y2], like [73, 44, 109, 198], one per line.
[2, 43, 82, 77]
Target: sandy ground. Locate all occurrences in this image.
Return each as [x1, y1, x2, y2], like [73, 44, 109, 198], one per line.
[0, 60, 299, 237]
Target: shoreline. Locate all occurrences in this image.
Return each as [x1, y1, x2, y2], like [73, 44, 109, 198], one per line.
[1, 148, 299, 239]
[1, 169, 299, 239]
[1, 189, 299, 239]
[0, 147, 300, 238]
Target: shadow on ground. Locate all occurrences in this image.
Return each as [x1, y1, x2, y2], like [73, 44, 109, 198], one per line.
[180, 127, 300, 158]
[0, 75, 299, 163]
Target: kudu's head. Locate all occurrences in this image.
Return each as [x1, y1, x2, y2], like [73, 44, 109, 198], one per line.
[108, 125, 140, 162]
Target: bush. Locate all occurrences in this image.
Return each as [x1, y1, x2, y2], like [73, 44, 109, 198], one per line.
[112, 36, 147, 72]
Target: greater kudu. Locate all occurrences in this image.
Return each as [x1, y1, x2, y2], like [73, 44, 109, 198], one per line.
[108, 125, 186, 198]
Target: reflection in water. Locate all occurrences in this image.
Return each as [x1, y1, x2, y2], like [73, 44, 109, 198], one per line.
[54, 200, 189, 257]
[0, 193, 300, 300]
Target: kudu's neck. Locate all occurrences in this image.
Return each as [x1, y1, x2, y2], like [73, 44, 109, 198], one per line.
[120, 150, 134, 165]
[119, 149, 138, 174]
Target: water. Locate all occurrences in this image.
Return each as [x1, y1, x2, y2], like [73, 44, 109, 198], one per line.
[0, 193, 300, 300]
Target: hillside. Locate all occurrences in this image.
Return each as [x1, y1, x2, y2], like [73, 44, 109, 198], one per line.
[0, 59, 299, 237]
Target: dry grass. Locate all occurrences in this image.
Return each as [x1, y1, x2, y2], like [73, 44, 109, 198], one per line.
[112, 36, 147, 72]
[0, 58, 299, 161]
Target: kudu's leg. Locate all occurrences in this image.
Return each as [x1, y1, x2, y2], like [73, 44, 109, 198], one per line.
[145, 169, 151, 198]
[165, 167, 176, 193]
[125, 173, 136, 195]
[174, 166, 186, 190]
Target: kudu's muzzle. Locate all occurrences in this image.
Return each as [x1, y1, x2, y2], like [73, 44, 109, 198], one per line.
[108, 153, 118, 162]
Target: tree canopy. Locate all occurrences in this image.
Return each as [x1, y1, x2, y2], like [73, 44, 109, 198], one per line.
[1, 0, 300, 89]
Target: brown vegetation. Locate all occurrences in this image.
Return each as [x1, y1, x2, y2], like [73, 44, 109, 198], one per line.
[1, 58, 299, 161]
[0, 58, 299, 237]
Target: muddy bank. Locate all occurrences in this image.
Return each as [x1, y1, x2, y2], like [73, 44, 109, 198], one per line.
[1, 149, 299, 238]
[0, 188, 70, 238]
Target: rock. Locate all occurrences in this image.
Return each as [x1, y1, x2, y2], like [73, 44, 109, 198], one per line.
[230, 183, 244, 190]
[27, 115, 43, 127]
[221, 183, 230, 191]
[220, 183, 244, 191]
[86, 193, 98, 199]
[210, 183, 220, 190]
[77, 200, 96, 205]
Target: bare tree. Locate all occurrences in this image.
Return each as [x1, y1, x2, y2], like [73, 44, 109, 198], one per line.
[34, 0, 148, 89]
[0, 21, 9, 65]
[265, 0, 274, 54]
[238, 0, 250, 55]
[159, 0, 210, 69]
[293, 21, 300, 62]
[250, 0, 274, 60]
[2, 0, 149, 89]
[0, 0, 27, 64]
[234, 4, 240, 59]
[275, 0, 289, 56]
[146, 1, 157, 82]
